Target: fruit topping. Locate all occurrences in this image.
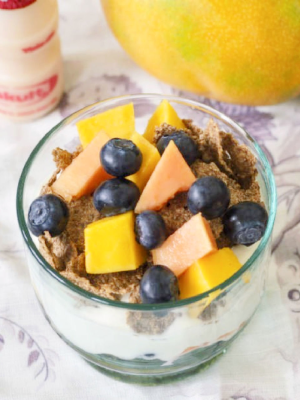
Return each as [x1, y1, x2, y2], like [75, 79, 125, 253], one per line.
[187, 177, 230, 219]
[127, 132, 160, 191]
[156, 131, 198, 165]
[77, 103, 135, 148]
[135, 140, 196, 213]
[223, 201, 268, 246]
[37, 103, 265, 306]
[140, 265, 179, 304]
[179, 248, 241, 300]
[93, 178, 140, 217]
[28, 194, 69, 237]
[152, 213, 217, 277]
[52, 131, 112, 202]
[85, 211, 146, 274]
[143, 100, 186, 143]
[100, 138, 142, 177]
[135, 211, 167, 250]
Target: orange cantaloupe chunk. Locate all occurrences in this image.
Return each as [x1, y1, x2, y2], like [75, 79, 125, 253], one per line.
[152, 213, 217, 277]
[52, 131, 112, 201]
[135, 140, 196, 213]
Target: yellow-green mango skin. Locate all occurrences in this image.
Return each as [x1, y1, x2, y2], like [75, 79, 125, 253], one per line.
[101, 0, 300, 105]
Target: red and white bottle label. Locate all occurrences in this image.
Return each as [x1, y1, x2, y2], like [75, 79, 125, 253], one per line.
[22, 30, 55, 53]
[0, 72, 62, 119]
[0, 0, 36, 10]
[0, 75, 58, 106]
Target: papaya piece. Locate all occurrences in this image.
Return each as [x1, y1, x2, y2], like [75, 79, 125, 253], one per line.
[52, 131, 111, 201]
[135, 141, 195, 213]
[152, 213, 217, 277]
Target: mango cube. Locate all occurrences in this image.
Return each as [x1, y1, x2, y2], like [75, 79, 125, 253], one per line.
[179, 248, 242, 300]
[143, 99, 186, 143]
[127, 132, 160, 191]
[77, 103, 135, 148]
[85, 212, 146, 274]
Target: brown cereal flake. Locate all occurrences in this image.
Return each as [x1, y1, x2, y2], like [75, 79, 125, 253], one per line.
[38, 196, 102, 273]
[60, 270, 120, 300]
[127, 311, 176, 335]
[184, 119, 257, 189]
[67, 195, 102, 253]
[38, 233, 65, 271]
[88, 264, 147, 301]
[158, 192, 192, 236]
[52, 146, 82, 171]
[153, 122, 192, 144]
[66, 253, 86, 277]
[52, 148, 74, 170]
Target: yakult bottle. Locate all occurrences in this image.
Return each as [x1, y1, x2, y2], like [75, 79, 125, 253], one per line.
[0, 0, 64, 121]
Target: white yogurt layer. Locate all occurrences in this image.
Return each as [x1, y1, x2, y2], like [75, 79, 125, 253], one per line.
[29, 241, 265, 363]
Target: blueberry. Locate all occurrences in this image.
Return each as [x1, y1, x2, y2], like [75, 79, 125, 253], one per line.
[93, 178, 140, 216]
[100, 138, 142, 177]
[28, 194, 69, 237]
[187, 177, 230, 219]
[223, 201, 268, 246]
[135, 211, 167, 250]
[140, 265, 179, 304]
[288, 289, 300, 301]
[156, 131, 198, 165]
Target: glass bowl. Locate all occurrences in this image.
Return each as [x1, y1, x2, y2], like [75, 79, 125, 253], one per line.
[16, 94, 277, 383]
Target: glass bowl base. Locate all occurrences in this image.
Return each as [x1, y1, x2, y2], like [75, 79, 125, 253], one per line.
[37, 294, 252, 385]
[53, 324, 243, 385]
[84, 351, 225, 386]
[34, 288, 257, 385]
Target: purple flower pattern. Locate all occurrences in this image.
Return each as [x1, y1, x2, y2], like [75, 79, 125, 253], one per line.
[59, 74, 143, 118]
[0, 316, 57, 383]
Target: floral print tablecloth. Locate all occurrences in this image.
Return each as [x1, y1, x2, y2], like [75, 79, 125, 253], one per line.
[1, 0, 300, 399]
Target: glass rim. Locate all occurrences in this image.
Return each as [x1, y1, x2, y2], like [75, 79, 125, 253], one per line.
[16, 93, 277, 311]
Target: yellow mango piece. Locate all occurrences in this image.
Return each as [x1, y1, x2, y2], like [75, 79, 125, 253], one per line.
[143, 99, 186, 143]
[85, 212, 146, 274]
[127, 132, 160, 191]
[77, 103, 135, 148]
[179, 248, 242, 300]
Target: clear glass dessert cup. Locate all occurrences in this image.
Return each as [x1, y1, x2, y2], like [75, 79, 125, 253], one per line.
[17, 94, 277, 384]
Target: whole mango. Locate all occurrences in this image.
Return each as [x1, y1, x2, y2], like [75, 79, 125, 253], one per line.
[101, 0, 300, 105]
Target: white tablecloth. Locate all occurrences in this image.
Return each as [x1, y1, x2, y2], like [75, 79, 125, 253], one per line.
[1, 1, 300, 398]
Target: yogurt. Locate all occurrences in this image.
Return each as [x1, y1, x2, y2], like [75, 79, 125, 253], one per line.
[28, 241, 266, 363]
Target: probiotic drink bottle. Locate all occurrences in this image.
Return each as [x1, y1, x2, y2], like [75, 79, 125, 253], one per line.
[0, 0, 64, 121]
